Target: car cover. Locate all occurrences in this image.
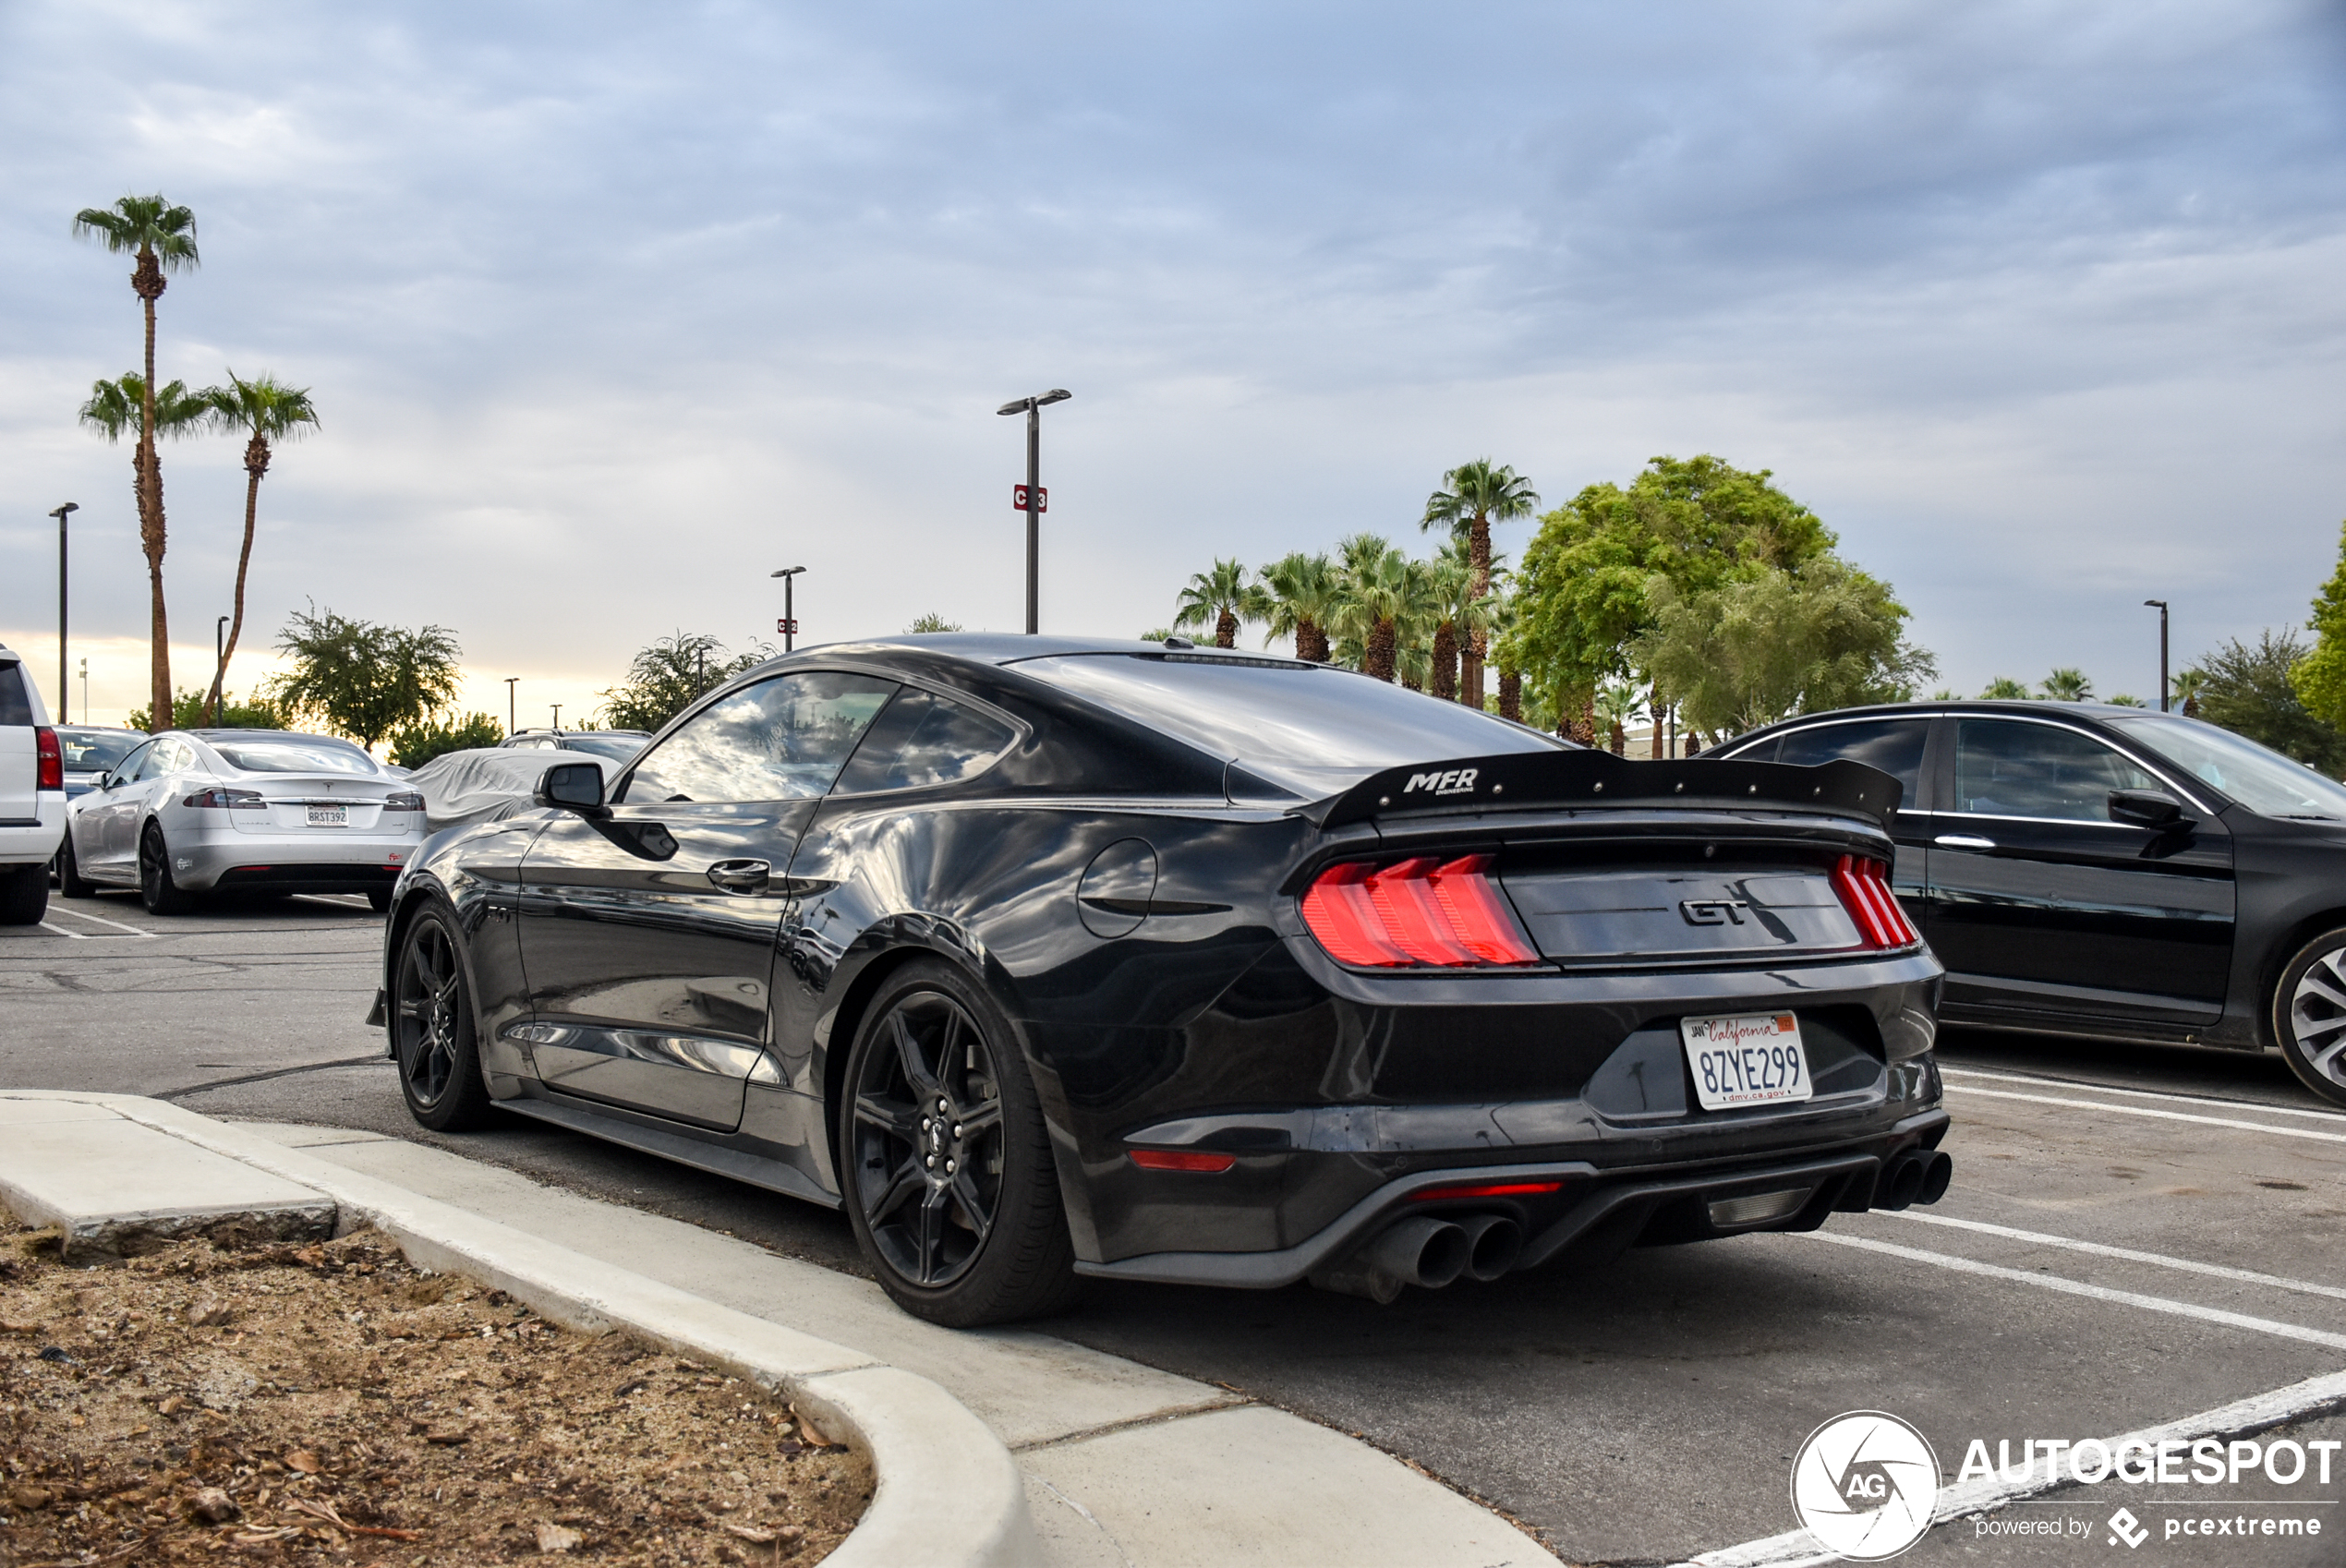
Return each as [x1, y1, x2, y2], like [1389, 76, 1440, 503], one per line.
[404, 748, 623, 834]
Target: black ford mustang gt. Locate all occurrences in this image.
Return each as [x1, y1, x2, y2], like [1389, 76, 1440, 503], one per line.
[376, 635, 1951, 1325]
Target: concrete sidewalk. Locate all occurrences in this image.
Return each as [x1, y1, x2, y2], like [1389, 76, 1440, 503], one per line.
[0, 1092, 1557, 1567]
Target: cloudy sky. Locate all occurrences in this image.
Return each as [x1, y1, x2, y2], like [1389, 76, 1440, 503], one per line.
[3, 0, 2342, 728]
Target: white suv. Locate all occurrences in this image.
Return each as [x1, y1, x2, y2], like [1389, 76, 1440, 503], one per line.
[0, 645, 66, 924]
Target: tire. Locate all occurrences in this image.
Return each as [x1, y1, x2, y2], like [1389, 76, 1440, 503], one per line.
[367, 887, 393, 913]
[0, 863, 48, 926]
[2272, 928, 2346, 1109]
[56, 833, 95, 899]
[392, 903, 498, 1131]
[138, 824, 200, 916]
[836, 959, 1080, 1326]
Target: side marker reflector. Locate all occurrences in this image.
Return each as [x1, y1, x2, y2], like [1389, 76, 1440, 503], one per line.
[1129, 1149, 1238, 1173]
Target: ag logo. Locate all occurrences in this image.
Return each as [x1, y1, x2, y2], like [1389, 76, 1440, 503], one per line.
[1790, 1411, 1940, 1561]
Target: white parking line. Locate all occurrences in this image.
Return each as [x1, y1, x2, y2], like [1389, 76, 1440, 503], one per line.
[1680, 1364, 2346, 1567]
[1942, 1064, 2346, 1124]
[1881, 1211, 2346, 1304]
[35, 922, 85, 940]
[1795, 1230, 2346, 1351]
[44, 904, 156, 937]
[1944, 1082, 2346, 1145]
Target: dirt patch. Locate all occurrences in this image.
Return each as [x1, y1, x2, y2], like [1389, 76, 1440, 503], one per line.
[0, 1223, 869, 1563]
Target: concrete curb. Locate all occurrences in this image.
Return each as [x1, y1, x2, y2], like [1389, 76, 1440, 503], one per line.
[0, 1091, 1039, 1568]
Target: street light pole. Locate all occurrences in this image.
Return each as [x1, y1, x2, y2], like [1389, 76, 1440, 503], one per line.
[2144, 599, 2170, 712]
[49, 503, 78, 723]
[770, 567, 806, 652]
[997, 390, 1070, 634]
[551, 703, 562, 731]
[504, 678, 518, 736]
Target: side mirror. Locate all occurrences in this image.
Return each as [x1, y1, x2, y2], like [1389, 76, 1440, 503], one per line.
[2109, 788, 2192, 832]
[535, 761, 607, 814]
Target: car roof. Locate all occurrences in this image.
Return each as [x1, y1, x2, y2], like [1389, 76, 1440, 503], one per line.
[176, 729, 367, 746]
[1728, 699, 2183, 739]
[765, 633, 1304, 669]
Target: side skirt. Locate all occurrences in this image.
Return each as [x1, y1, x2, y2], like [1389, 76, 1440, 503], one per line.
[498, 1092, 840, 1211]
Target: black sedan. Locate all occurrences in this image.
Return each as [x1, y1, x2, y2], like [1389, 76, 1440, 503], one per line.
[1711, 700, 2346, 1107]
[377, 635, 1950, 1324]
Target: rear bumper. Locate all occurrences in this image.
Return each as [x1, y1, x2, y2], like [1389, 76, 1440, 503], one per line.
[1076, 1107, 1951, 1287]
[166, 828, 415, 891]
[0, 796, 66, 866]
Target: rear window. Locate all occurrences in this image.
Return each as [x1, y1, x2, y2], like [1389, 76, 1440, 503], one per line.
[1011, 654, 1564, 790]
[212, 738, 381, 775]
[0, 665, 31, 727]
[57, 729, 141, 771]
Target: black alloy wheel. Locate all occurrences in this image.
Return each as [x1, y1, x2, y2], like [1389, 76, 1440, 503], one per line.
[839, 961, 1078, 1325]
[393, 905, 495, 1130]
[2275, 928, 2346, 1109]
[138, 824, 198, 916]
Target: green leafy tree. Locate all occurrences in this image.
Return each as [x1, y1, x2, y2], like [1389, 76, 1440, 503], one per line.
[1511, 455, 1836, 737]
[266, 606, 463, 750]
[1260, 551, 1340, 663]
[197, 372, 320, 725]
[904, 613, 962, 633]
[389, 712, 506, 768]
[2107, 694, 2146, 707]
[1139, 627, 1174, 642]
[1172, 559, 1269, 649]
[1979, 677, 2032, 699]
[1421, 460, 1538, 706]
[74, 195, 200, 727]
[127, 687, 289, 732]
[599, 632, 770, 731]
[2040, 668, 2094, 702]
[2290, 522, 2346, 729]
[1631, 560, 1936, 742]
[2185, 631, 2346, 771]
[1486, 590, 1526, 722]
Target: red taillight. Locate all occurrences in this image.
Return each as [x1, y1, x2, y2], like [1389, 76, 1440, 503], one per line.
[182, 788, 266, 809]
[1412, 1179, 1566, 1202]
[35, 728, 62, 791]
[1301, 854, 1540, 969]
[1129, 1149, 1237, 1173]
[1832, 854, 1918, 948]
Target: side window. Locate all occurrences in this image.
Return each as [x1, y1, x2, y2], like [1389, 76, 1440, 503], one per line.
[1953, 720, 2158, 822]
[113, 741, 157, 784]
[833, 690, 1019, 794]
[622, 672, 897, 804]
[132, 741, 184, 782]
[1772, 719, 1931, 806]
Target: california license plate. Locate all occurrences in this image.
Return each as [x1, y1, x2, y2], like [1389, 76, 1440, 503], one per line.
[307, 804, 348, 827]
[1680, 1013, 1812, 1111]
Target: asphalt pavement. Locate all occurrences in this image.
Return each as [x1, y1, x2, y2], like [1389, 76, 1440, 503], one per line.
[6, 887, 2343, 1565]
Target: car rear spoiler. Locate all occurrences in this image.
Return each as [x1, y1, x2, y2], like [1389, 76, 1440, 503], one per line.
[1304, 749, 1903, 832]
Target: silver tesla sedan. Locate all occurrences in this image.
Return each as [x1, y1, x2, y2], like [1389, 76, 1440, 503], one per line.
[57, 729, 426, 914]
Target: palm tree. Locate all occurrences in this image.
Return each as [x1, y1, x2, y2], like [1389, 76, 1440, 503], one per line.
[80, 374, 210, 613]
[1979, 677, 2032, 699]
[1172, 559, 1268, 648]
[2040, 668, 2094, 702]
[1488, 592, 1525, 722]
[1421, 459, 1538, 707]
[196, 373, 320, 724]
[1594, 681, 1644, 756]
[2170, 669, 2206, 718]
[1260, 552, 1340, 663]
[1331, 535, 1433, 684]
[74, 195, 200, 727]
[1422, 540, 1497, 703]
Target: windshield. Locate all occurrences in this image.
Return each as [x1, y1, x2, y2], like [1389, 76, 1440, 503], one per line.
[557, 733, 647, 762]
[1011, 653, 1566, 794]
[56, 729, 141, 771]
[2106, 716, 2346, 820]
[210, 738, 381, 776]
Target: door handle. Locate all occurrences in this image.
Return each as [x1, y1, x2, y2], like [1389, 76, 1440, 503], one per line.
[1934, 834, 1996, 850]
[706, 859, 771, 892]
